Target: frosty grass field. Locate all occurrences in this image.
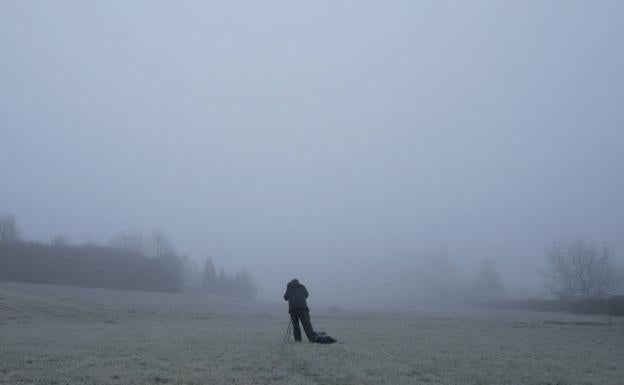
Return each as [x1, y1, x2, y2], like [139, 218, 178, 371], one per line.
[1, 281, 623, 385]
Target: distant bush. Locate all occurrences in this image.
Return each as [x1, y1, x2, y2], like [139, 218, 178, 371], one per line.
[607, 295, 624, 316]
[494, 296, 624, 317]
[497, 298, 567, 312]
[564, 296, 609, 315]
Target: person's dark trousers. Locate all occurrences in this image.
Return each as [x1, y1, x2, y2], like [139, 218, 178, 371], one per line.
[290, 310, 316, 342]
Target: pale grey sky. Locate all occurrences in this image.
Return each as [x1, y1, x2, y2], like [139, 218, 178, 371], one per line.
[1, 1, 623, 306]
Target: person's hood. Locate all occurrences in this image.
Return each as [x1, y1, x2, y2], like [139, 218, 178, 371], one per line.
[288, 279, 302, 288]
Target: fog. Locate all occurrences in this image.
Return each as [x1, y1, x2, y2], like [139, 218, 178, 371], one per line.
[1, 1, 623, 309]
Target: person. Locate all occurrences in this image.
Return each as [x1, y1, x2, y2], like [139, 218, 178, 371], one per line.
[283, 279, 316, 342]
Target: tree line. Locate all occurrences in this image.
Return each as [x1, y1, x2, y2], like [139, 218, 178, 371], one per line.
[0, 214, 257, 299]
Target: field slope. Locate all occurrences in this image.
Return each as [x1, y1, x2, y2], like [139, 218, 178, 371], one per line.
[1, 281, 623, 385]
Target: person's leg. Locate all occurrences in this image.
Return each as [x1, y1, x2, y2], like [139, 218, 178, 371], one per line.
[290, 312, 302, 341]
[300, 311, 316, 342]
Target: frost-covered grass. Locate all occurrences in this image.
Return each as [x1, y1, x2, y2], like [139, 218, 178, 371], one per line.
[1, 282, 623, 385]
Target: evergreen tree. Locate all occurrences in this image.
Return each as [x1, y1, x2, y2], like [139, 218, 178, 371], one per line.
[202, 257, 217, 292]
[473, 258, 505, 302]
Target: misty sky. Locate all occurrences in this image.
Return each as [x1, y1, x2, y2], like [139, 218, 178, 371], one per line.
[1, 1, 623, 306]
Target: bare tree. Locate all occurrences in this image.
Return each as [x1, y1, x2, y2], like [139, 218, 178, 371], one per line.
[108, 232, 145, 255]
[0, 214, 20, 242]
[150, 229, 173, 258]
[545, 239, 619, 298]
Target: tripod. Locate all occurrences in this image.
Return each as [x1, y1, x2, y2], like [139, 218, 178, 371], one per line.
[283, 319, 292, 342]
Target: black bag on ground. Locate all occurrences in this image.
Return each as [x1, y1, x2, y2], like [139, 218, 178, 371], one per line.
[314, 331, 337, 344]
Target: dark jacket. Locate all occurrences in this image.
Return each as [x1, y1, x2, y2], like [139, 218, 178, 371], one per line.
[283, 279, 309, 313]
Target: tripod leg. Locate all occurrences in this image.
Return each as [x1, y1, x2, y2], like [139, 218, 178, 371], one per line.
[283, 319, 292, 342]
